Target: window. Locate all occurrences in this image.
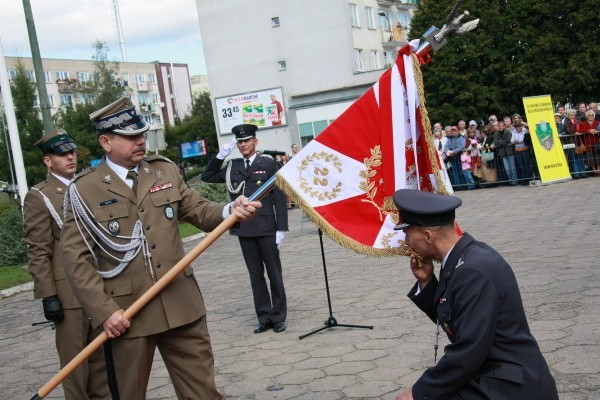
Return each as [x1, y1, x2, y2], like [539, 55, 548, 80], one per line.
[8, 70, 17, 80]
[278, 60, 287, 70]
[48, 95, 55, 107]
[60, 94, 73, 106]
[396, 12, 410, 30]
[349, 3, 360, 27]
[354, 49, 364, 72]
[383, 51, 394, 68]
[44, 71, 52, 83]
[135, 73, 146, 84]
[123, 73, 130, 85]
[26, 71, 36, 82]
[148, 73, 156, 84]
[379, 11, 390, 30]
[56, 71, 69, 81]
[76, 71, 89, 83]
[271, 17, 280, 27]
[365, 7, 375, 29]
[33, 96, 40, 108]
[370, 50, 381, 70]
[152, 93, 159, 104]
[299, 120, 330, 147]
[153, 113, 162, 125]
[80, 94, 94, 105]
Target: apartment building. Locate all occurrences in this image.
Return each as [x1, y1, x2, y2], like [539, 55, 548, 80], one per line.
[196, 0, 418, 153]
[3, 57, 194, 151]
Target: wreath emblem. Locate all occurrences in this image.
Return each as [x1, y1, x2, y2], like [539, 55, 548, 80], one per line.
[297, 152, 343, 201]
[359, 146, 398, 222]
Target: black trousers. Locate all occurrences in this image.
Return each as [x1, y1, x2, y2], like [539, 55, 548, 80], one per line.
[238, 235, 287, 324]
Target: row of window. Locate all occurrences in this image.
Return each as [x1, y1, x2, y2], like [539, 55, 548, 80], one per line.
[353, 49, 395, 73]
[7, 69, 157, 85]
[348, 3, 411, 30]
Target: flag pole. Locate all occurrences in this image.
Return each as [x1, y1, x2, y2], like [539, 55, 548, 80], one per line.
[29, 177, 276, 400]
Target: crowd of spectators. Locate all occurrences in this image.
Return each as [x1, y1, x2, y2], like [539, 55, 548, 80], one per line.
[432, 102, 600, 191]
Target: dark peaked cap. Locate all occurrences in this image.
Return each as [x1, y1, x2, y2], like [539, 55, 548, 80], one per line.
[232, 124, 258, 141]
[393, 189, 462, 230]
[35, 129, 77, 154]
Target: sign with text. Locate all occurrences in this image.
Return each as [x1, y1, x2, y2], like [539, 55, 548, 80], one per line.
[180, 140, 206, 159]
[522, 95, 571, 183]
[215, 87, 286, 134]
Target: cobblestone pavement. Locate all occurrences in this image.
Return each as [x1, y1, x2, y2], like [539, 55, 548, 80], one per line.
[1, 178, 599, 399]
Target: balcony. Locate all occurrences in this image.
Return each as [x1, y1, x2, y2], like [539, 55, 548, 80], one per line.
[56, 78, 81, 93]
[139, 103, 154, 113]
[136, 82, 151, 92]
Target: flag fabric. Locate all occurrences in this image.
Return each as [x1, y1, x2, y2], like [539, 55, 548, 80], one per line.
[276, 41, 451, 256]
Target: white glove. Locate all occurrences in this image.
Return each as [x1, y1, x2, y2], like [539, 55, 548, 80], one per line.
[276, 231, 285, 250]
[217, 138, 238, 159]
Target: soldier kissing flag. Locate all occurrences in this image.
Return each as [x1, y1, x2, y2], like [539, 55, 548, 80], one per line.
[276, 41, 451, 256]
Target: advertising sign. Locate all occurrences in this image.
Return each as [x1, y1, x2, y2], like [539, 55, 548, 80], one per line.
[215, 87, 286, 134]
[522, 95, 571, 183]
[180, 140, 206, 159]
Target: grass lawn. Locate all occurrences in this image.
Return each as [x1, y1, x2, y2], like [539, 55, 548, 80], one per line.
[179, 223, 202, 238]
[0, 265, 31, 290]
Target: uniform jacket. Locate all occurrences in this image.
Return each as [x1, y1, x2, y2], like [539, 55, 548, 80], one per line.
[24, 173, 81, 309]
[408, 233, 558, 400]
[61, 156, 225, 338]
[201, 155, 288, 237]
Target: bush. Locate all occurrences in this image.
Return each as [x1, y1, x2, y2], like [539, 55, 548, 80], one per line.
[192, 182, 229, 203]
[0, 205, 27, 266]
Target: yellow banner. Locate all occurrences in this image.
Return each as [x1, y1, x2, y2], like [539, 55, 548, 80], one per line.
[522, 95, 571, 183]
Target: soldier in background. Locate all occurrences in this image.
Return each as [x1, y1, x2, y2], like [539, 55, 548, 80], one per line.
[202, 124, 289, 334]
[23, 129, 108, 399]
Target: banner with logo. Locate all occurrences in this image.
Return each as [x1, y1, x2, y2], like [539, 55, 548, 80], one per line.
[215, 87, 286, 134]
[275, 42, 451, 256]
[522, 95, 571, 183]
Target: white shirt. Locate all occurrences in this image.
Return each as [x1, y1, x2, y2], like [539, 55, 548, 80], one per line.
[105, 156, 138, 188]
[51, 171, 72, 187]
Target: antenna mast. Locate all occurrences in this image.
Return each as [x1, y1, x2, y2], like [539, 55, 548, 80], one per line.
[109, 0, 127, 61]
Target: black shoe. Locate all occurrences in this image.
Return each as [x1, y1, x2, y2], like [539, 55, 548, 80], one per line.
[273, 322, 286, 333]
[254, 323, 272, 334]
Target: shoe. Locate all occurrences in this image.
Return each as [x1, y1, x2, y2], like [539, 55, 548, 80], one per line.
[273, 322, 286, 333]
[254, 323, 272, 334]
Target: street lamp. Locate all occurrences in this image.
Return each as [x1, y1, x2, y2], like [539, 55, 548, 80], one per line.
[378, 11, 393, 41]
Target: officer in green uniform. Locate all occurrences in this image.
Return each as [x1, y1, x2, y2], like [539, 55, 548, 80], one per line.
[24, 129, 109, 399]
[61, 97, 260, 400]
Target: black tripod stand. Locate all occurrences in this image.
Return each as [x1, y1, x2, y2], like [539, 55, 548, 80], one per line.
[299, 228, 373, 340]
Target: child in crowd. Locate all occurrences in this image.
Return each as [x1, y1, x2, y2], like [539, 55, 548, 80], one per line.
[461, 148, 476, 190]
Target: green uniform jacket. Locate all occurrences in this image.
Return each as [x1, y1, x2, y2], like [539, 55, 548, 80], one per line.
[61, 156, 225, 338]
[24, 173, 81, 308]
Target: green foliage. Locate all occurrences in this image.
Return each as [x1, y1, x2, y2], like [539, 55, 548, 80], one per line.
[55, 41, 129, 169]
[191, 181, 228, 203]
[409, 0, 600, 125]
[0, 265, 31, 290]
[163, 91, 219, 167]
[0, 59, 47, 187]
[0, 205, 27, 266]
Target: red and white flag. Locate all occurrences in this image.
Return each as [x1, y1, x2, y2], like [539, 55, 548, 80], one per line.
[276, 41, 452, 256]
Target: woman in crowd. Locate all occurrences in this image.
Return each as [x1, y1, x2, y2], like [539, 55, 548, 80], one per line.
[512, 122, 533, 184]
[476, 124, 498, 185]
[564, 108, 587, 178]
[578, 110, 600, 176]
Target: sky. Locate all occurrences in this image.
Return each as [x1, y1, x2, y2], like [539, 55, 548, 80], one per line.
[0, 0, 207, 76]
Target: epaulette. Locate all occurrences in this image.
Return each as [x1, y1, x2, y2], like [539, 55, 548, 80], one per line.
[260, 154, 274, 160]
[146, 154, 175, 164]
[72, 167, 95, 182]
[30, 180, 49, 191]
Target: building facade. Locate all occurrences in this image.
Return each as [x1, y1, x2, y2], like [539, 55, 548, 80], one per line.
[196, 0, 418, 154]
[3, 57, 194, 152]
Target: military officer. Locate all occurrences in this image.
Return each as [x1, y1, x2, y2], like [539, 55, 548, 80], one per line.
[393, 189, 558, 400]
[23, 129, 109, 399]
[60, 97, 260, 400]
[201, 124, 289, 333]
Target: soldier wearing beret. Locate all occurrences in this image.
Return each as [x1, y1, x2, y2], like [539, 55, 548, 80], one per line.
[201, 124, 289, 334]
[60, 97, 260, 399]
[23, 130, 109, 399]
[393, 189, 558, 400]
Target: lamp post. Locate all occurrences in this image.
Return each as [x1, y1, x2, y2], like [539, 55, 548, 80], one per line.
[378, 11, 393, 42]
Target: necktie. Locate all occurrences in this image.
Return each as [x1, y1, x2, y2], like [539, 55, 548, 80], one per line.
[245, 159, 250, 170]
[438, 140, 442, 150]
[126, 170, 138, 195]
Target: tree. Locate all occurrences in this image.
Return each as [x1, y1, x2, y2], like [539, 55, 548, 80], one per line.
[0, 59, 46, 187]
[55, 40, 128, 169]
[163, 91, 219, 167]
[409, 0, 600, 125]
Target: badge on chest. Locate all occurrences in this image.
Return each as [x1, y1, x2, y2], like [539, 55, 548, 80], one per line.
[164, 204, 174, 220]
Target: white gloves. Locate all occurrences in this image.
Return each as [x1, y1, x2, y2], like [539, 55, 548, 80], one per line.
[217, 138, 238, 159]
[276, 231, 285, 250]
